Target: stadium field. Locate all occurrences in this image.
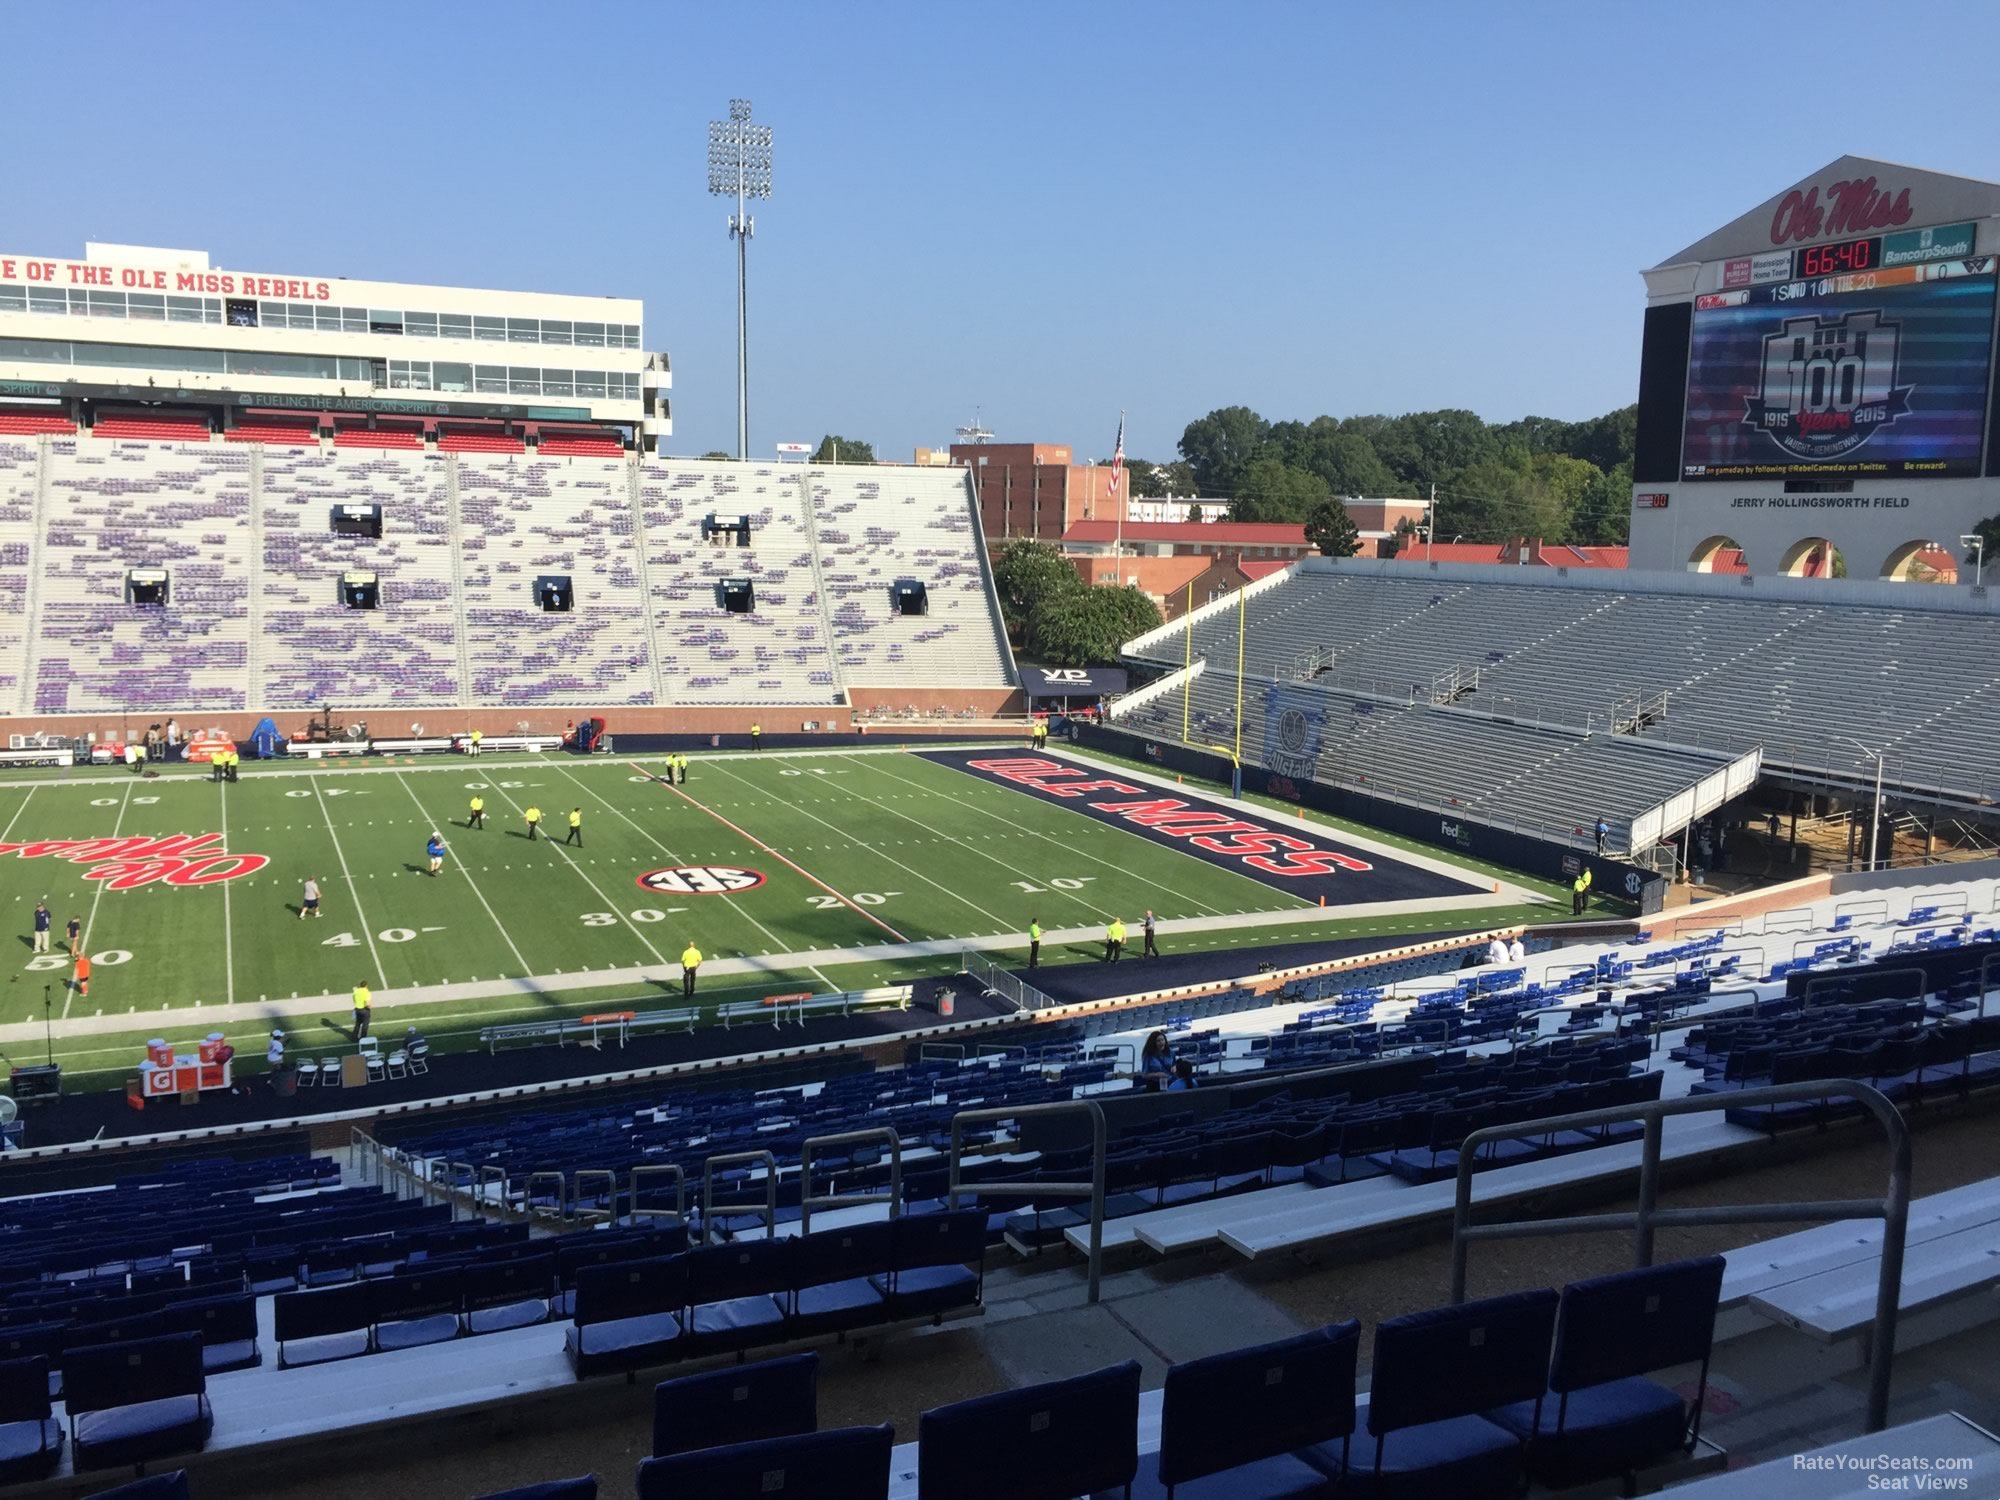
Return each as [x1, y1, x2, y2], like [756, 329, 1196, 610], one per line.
[0, 745, 1555, 1085]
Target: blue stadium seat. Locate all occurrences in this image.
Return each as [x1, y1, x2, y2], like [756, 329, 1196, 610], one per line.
[636, 1424, 893, 1500]
[372, 1266, 466, 1352]
[273, 1280, 373, 1368]
[0, 1354, 62, 1483]
[1485, 1255, 1724, 1488]
[684, 1240, 791, 1355]
[161, 1293, 261, 1373]
[1302, 1289, 1557, 1498]
[565, 1254, 686, 1378]
[789, 1221, 892, 1337]
[653, 1351, 817, 1458]
[873, 1209, 985, 1320]
[1128, 1322, 1360, 1497]
[474, 1478, 597, 1500]
[919, 1361, 1141, 1500]
[82, 1470, 191, 1500]
[65, 1333, 214, 1472]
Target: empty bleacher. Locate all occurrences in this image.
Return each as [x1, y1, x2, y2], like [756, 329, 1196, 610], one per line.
[0, 434, 1015, 714]
[1128, 558, 2000, 806]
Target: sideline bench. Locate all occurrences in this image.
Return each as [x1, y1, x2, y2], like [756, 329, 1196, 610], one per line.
[717, 986, 915, 1029]
[480, 1007, 699, 1055]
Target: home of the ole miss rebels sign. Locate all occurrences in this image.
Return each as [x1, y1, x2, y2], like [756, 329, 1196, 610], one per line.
[0, 834, 267, 889]
[1768, 176, 1913, 246]
[0, 253, 334, 301]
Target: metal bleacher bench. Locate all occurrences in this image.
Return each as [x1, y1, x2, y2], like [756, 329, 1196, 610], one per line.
[718, 985, 915, 1029]
[286, 734, 563, 758]
[479, 1006, 699, 1054]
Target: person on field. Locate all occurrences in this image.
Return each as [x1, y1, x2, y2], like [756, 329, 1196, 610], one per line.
[211, 748, 225, 783]
[1103, 917, 1126, 963]
[676, 753, 688, 785]
[524, 805, 543, 841]
[72, 951, 91, 1000]
[66, 914, 82, 955]
[1142, 910, 1159, 959]
[300, 876, 322, 919]
[427, 833, 446, 876]
[565, 808, 583, 847]
[750, 723, 762, 751]
[132, 740, 146, 774]
[468, 793, 485, 829]
[1027, 917, 1041, 970]
[468, 728, 483, 757]
[681, 941, 702, 1000]
[353, 981, 372, 1040]
[31, 901, 50, 954]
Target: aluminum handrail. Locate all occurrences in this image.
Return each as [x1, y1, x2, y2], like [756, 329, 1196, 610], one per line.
[700, 1149, 778, 1246]
[520, 1170, 567, 1222]
[798, 1127, 903, 1234]
[572, 1168, 618, 1224]
[1448, 1078, 1910, 1433]
[627, 1164, 685, 1226]
[949, 1100, 1107, 1303]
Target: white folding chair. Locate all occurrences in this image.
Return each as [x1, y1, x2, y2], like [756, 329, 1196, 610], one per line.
[364, 1052, 386, 1084]
[357, 1036, 380, 1058]
[386, 1050, 408, 1080]
[294, 1058, 319, 1088]
[320, 1057, 341, 1087]
[408, 1042, 430, 1076]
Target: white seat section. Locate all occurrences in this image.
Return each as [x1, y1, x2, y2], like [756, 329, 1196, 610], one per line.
[33, 436, 253, 713]
[0, 436, 39, 707]
[636, 460, 843, 705]
[260, 445, 462, 708]
[812, 466, 1013, 690]
[1748, 1219, 2000, 1343]
[456, 453, 656, 705]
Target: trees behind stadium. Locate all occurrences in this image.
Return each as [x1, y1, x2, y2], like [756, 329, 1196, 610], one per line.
[1146, 402, 1638, 546]
[992, 540, 1162, 666]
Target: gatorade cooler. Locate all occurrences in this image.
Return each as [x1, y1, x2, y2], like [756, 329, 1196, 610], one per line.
[938, 993, 955, 1018]
[199, 1033, 223, 1064]
[140, 1060, 174, 1097]
[147, 1039, 174, 1068]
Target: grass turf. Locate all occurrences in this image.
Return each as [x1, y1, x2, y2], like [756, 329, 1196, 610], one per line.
[0, 746, 1544, 1087]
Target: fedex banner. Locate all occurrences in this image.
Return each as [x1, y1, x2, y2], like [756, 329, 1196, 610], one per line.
[922, 750, 1480, 907]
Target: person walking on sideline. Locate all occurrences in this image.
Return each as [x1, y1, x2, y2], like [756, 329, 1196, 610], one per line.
[1027, 917, 1042, 970]
[524, 805, 543, 841]
[468, 794, 485, 829]
[73, 951, 91, 1000]
[565, 808, 583, 847]
[680, 941, 702, 1000]
[469, 728, 483, 757]
[426, 833, 446, 876]
[1142, 910, 1159, 959]
[1103, 917, 1126, 963]
[750, 723, 762, 752]
[300, 876, 322, 919]
[31, 901, 50, 954]
[352, 982, 372, 1040]
[66, 914, 82, 956]
[1594, 818, 1609, 854]
[1572, 874, 1587, 916]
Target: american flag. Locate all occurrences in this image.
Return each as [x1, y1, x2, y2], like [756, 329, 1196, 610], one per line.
[1108, 413, 1125, 498]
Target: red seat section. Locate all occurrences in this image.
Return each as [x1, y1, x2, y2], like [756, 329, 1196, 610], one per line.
[226, 425, 319, 445]
[93, 416, 212, 442]
[333, 427, 425, 450]
[0, 412, 78, 435]
[439, 432, 526, 454]
[538, 434, 625, 457]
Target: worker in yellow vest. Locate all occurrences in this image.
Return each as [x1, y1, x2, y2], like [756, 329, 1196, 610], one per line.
[1104, 917, 1126, 963]
[468, 794, 485, 829]
[565, 807, 583, 847]
[352, 982, 372, 1040]
[524, 805, 543, 841]
[680, 942, 703, 999]
[750, 724, 762, 752]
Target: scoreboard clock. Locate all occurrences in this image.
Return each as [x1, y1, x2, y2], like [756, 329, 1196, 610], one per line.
[1793, 235, 1880, 278]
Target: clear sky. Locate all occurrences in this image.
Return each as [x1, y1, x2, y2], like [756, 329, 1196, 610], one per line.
[14, 1, 2000, 463]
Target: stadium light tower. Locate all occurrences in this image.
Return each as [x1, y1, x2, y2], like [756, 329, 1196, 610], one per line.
[708, 98, 773, 460]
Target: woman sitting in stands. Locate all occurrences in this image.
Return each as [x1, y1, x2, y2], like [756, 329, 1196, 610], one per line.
[1138, 1030, 1174, 1090]
[1166, 1058, 1199, 1092]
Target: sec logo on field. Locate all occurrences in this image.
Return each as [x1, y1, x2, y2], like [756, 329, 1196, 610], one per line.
[636, 865, 767, 896]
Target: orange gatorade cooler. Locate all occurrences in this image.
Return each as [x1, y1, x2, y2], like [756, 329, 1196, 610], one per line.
[147, 1039, 174, 1068]
[198, 1035, 222, 1064]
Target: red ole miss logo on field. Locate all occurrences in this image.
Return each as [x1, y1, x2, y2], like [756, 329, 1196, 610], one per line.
[0, 834, 268, 889]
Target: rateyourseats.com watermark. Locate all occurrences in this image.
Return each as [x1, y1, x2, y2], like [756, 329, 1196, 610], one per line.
[1793, 1450, 1979, 1491]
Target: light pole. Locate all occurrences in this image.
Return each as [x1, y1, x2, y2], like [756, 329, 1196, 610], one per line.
[1843, 736, 1886, 872]
[1960, 533, 1986, 588]
[708, 98, 773, 460]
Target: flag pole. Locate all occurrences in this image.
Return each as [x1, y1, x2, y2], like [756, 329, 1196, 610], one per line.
[1112, 410, 1126, 567]
[1233, 583, 1246, 789]
[1181, 579, 1193, 743]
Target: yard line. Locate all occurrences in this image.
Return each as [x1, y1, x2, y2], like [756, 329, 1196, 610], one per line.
[630, 762, 911, 943]
[716, 758, 1028, 932]
[0, 784, 37, 842]
[854, 755, 1258, 917]
[552, 763, 836, 987]
[392, 771, 532, 977]
[474, 774, 671, 967]
[64, 779, 133, 1020]
[309, 776, 389, 990]
[218, 780, 236, 1008]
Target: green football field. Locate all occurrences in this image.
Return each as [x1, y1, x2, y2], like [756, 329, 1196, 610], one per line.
[0, 745, 1555, 1088]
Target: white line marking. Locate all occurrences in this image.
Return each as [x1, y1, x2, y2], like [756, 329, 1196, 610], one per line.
[218, 778, 236, 1007]
[310, 774, 388, 989]
[392, 771, 532, 976]
[0, 784, 37, 842]
[64, 778, 133, 1020]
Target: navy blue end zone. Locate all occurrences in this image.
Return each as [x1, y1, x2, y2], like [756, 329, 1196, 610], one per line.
[919, 749, 1484, 907]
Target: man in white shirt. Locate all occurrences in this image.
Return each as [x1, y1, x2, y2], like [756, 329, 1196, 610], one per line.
[1508, 936, 1526, 964]
[267, 1030, 286, 1066]
[1487, 936, 1509, 966]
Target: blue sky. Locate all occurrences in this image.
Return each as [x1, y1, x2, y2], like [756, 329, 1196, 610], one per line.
[15, 1, 2000, 462]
